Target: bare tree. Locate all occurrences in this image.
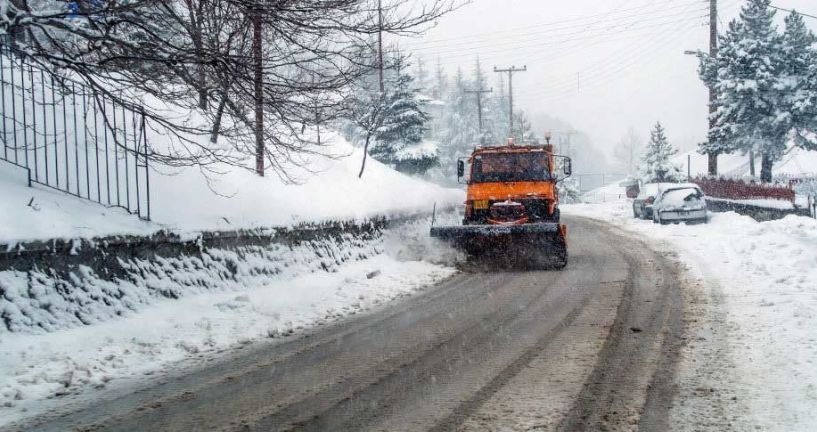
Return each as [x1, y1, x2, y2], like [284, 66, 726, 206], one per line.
[1, 0, 460, 179]
[614, 127, 644, 176]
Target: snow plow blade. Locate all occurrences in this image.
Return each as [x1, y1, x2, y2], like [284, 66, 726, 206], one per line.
[430, 222, 568, 269]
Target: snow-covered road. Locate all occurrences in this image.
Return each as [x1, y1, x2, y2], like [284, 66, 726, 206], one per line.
[564, 200, 817, 431]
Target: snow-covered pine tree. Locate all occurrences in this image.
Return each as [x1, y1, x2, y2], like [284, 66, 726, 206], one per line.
[370, 52, 436, 174]
[437, 68, 478, 178]
[558, 177, 582, 204]
[511, 110, 535, 142]
[492, 76, 510, 141]
[433, 58, 448, 100]
[705, 0, 784, 182]
[415, 56, 431, 93]
[639, 122, 684, 183]
[779, 11, 817, 151]
[471, 57, 495, 144]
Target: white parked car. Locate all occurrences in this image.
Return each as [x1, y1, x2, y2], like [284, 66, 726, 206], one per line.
[652, 183, 708, 225]
[632, 182, 678, 220]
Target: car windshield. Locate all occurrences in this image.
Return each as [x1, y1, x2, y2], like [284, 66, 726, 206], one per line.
[471, 152, 550, 183]
[662, 188, 702, 206]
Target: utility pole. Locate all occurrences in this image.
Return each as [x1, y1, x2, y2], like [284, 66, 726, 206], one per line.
[707, 0, 718, 176]
[464, 87, 492, 139]
[377, 0, 385, 94]
[252, 7, 264, 176]
[494, 65, 526, 138]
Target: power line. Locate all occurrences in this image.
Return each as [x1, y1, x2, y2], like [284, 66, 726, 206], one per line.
[769, 5, 817, 20]
[403, 0, 695, 46]
[515, 0, 718, 94]
[520, 13, 705, 95]
[405, 3, 706, 51]
[406, 11, 708, 60]
[515, 18, 704, 102]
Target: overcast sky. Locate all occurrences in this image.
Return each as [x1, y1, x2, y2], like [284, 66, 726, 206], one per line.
[396, 0, 817, 162]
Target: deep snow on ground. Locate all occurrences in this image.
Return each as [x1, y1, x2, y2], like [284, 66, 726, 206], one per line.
[0, 238, 458, 427]
[0, 133, 463, 243]
[0, 165, 161, 243]
[677, 146, 817, 179]
[563, 199, 817, 431]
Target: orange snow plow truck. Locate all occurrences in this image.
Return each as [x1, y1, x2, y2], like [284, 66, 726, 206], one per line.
[431, 135, 572, 269]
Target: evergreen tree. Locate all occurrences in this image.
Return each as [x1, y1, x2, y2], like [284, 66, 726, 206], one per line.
[369, 52, 436, 173]
[433, 58, 448, 100]
[779, 11, 817, 151]
[471, 57, 495, 144]
[492, 76, 510, 141]
[639, 122, 684, 183]
[415, 56, 430, 93]
[702, 0, 784, 182]
[437, 68, 478, 177]
[510, 110, 535, 142]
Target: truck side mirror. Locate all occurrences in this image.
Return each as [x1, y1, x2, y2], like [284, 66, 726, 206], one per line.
[564, 158, 572, 177]
[457, 160, 465, 178]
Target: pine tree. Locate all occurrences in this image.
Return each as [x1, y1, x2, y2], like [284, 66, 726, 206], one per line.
[779, 11, 817, 151]
[704, 0, 784, 182]
[437, 68, 478, 177]
[433, 58, 448, 100]
[471, 57, 494, 143]
[492, 76, 510, 140]
[369, 52, 435, 173]
[415, 56, 430, 93]
[511, 110, 534, 142]
[639, 122, 684, 183]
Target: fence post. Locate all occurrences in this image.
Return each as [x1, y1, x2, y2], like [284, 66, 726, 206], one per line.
[1, 46, 6, 161]
[142, 109, 151, 221]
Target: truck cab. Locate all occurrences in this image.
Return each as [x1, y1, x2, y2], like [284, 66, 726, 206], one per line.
[456, 140, 572, 226]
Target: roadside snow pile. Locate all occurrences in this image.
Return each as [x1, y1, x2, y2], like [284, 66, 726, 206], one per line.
[708, 196, 796, 210]
[563, 201, 817, 430]
[0, 219, 459, 426]
[0, 132, 462, 243]
[677, 146, 817, 179]
[0, 228, 380, 334]
[0, 165, 160, 242]
[147, 133, 461, 234]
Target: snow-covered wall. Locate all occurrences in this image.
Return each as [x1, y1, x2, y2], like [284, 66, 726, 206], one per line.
[0, 219, 391, 335]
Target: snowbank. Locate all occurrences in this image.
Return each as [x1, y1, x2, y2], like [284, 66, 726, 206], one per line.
[1, 132, 463, 243]
[0, 165, 161, 243]
[0, 217, 460, 426]
[708, 196, 795, 210]
[563, 200, 817, 431]
[676, 146, 817, 179]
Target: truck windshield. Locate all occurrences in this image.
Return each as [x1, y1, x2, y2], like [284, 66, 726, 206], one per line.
[471, 152, 550, 183]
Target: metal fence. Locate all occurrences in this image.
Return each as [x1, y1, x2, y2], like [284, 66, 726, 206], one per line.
[0, 41, 151, 220]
